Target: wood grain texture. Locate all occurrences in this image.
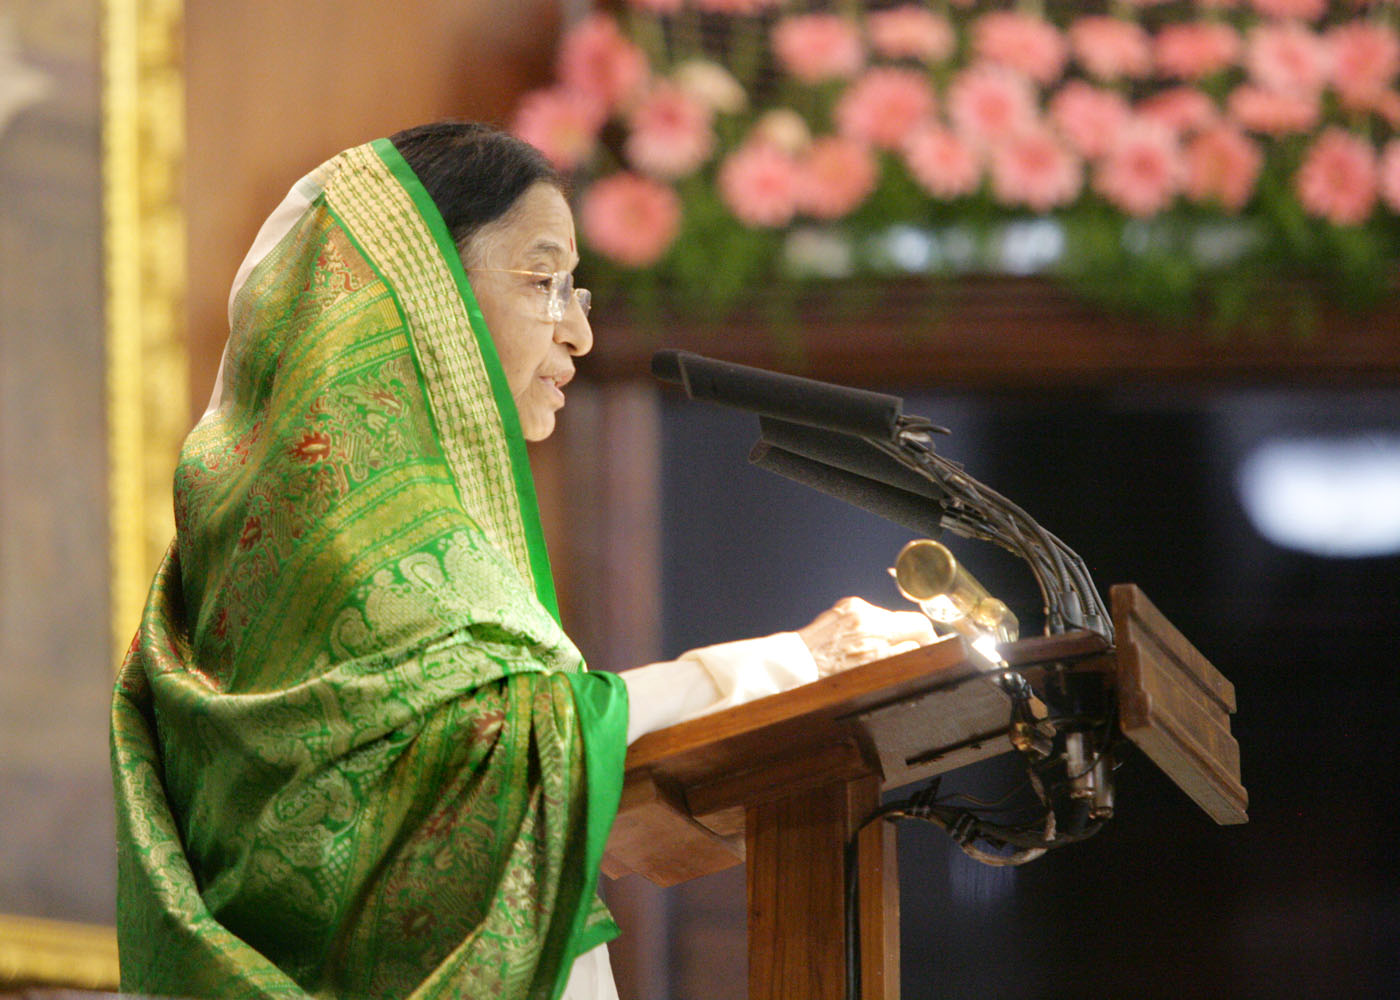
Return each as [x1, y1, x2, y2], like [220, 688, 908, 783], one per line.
[1112, 585, 1248, 825]
[601, 774, 744, 887]
[685, 739, 871, 820]
[605, 632, 1116, 885]
[745, 777, 893, 1000]
[855, 780, 900, 1000]
[624, 636, 973, 781]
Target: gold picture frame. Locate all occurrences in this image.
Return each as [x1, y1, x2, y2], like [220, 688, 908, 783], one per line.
[104, 0, 189, 665]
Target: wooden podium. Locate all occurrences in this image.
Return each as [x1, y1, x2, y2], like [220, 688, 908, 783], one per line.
[601, 585, 1247, 1000]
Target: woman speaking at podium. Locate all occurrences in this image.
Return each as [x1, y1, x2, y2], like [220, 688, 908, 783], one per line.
[110, 122, 932, 1000]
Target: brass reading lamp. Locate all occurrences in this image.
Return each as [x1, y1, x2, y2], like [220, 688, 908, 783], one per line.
[891, 537, 1019, 666]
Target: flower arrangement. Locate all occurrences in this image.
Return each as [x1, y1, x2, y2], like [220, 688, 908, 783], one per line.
[512, 1, 1400, 333]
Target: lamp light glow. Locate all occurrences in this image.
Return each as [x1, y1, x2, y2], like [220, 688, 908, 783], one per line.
[970, 633, 1005, 666]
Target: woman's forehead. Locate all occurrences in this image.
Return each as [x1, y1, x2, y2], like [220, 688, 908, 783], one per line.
[503, 184, 577, 267]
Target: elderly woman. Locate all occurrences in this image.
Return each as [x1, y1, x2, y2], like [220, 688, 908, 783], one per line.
[111, 122, 932, 1000]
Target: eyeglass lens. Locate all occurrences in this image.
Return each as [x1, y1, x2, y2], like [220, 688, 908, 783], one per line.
[547, 271, 590, 322]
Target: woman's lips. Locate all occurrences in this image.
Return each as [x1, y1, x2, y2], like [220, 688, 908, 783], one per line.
[539, 370, 572, 404]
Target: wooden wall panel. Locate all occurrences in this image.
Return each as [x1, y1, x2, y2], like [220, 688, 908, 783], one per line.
[183, 0, 561, 415]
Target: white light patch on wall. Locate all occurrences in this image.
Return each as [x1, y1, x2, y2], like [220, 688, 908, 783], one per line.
[1237, 435, 1400, 557]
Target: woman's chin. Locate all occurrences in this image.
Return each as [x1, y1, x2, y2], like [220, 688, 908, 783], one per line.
[519, 407, 557, 442]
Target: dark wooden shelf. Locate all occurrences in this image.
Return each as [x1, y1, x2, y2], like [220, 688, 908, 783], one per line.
[583, 276, 1400, 387]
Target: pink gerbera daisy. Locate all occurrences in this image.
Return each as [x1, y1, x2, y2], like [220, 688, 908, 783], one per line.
[626, 84, 715, 179]
[904, 123, 982, 199]
[1184, 124, 1262, 212]
[1049, 81, 1133, 160]
[1068, 16, 1153, 81]
[947, 64, 1039, 149]
[835, 67, 937, 149]
[797, 136, 879, 219]
[1137, 86, 1220, 136]
[557, 14, 648, 113]
[512, 88, 606, 171]
[1093, 119, 1184, 217]
[973, 10, 1068, 85]
[1295, 128, 1378, 225]
[1228, 84, 1321, 136]
[867, 6, 955, 63]
[718, 142, 802, 227]
[989, 125, 1083, 212]
[1250, 0, 1326, 20]
[1329, 21, 1400, 111]
[579, 172, 682, 266]
[773, 14, 864, 84]
[1155, 22, 1241, 81]
[1245, 21, 1329, 97]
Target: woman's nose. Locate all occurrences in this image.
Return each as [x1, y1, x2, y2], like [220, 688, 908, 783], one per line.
[557, 298, 593, 357]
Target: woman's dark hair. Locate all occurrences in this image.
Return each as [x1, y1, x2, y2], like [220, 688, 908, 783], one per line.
[389, 121, 564, 255]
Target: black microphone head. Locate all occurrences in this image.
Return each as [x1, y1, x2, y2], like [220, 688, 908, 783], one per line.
[650, 349, 904, 440]
[650, 349, 690, 385]
[749, 441, 944, 540]
[758, 416, 947, 502]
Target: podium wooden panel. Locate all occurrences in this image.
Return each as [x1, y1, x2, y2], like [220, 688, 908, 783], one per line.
[603, 585, 1245, 999]
[1111, 585, 1247, 824]
[603, 634, 1047, 1000]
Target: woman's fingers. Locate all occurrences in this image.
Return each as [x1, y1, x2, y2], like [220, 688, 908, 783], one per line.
[799, 597, 937, 676]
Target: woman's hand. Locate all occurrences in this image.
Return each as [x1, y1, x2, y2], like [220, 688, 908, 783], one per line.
[796, 597, 937, 677]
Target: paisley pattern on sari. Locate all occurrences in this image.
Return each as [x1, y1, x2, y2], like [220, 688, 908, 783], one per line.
[111, 139, 626, 1000]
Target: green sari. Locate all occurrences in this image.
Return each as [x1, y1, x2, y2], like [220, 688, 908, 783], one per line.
[111, 139, 627, 1000]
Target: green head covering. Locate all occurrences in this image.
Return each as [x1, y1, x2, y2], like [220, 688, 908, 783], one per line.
[111, 138, 626, 1000]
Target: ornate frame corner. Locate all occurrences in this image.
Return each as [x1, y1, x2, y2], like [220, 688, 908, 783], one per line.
[0, 913, 119, 992]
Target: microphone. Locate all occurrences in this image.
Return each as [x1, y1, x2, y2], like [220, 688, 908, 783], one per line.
[749, 441, 945, 540]
[653, 350, 904, 440]
[757, 417, 947, 502]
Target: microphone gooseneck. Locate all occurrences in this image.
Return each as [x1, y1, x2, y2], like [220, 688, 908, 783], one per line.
[654, 348, 1112, 642]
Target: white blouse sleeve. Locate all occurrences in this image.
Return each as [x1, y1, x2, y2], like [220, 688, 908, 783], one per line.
[561, 943, 620, 1000]
[574, 637, 818, 995]
[619, 632, 818, 745]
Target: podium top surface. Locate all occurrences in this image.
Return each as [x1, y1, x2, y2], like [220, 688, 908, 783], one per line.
[624, 631, 1109, 812]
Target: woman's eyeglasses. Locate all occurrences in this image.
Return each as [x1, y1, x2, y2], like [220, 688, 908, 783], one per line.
[468, 268, 592, 323]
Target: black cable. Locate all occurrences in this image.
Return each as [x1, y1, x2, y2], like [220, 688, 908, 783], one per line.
[875, 429, 1115, 640]
[876, 437, 1072, 633]
[939, 783, 1028, 812]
